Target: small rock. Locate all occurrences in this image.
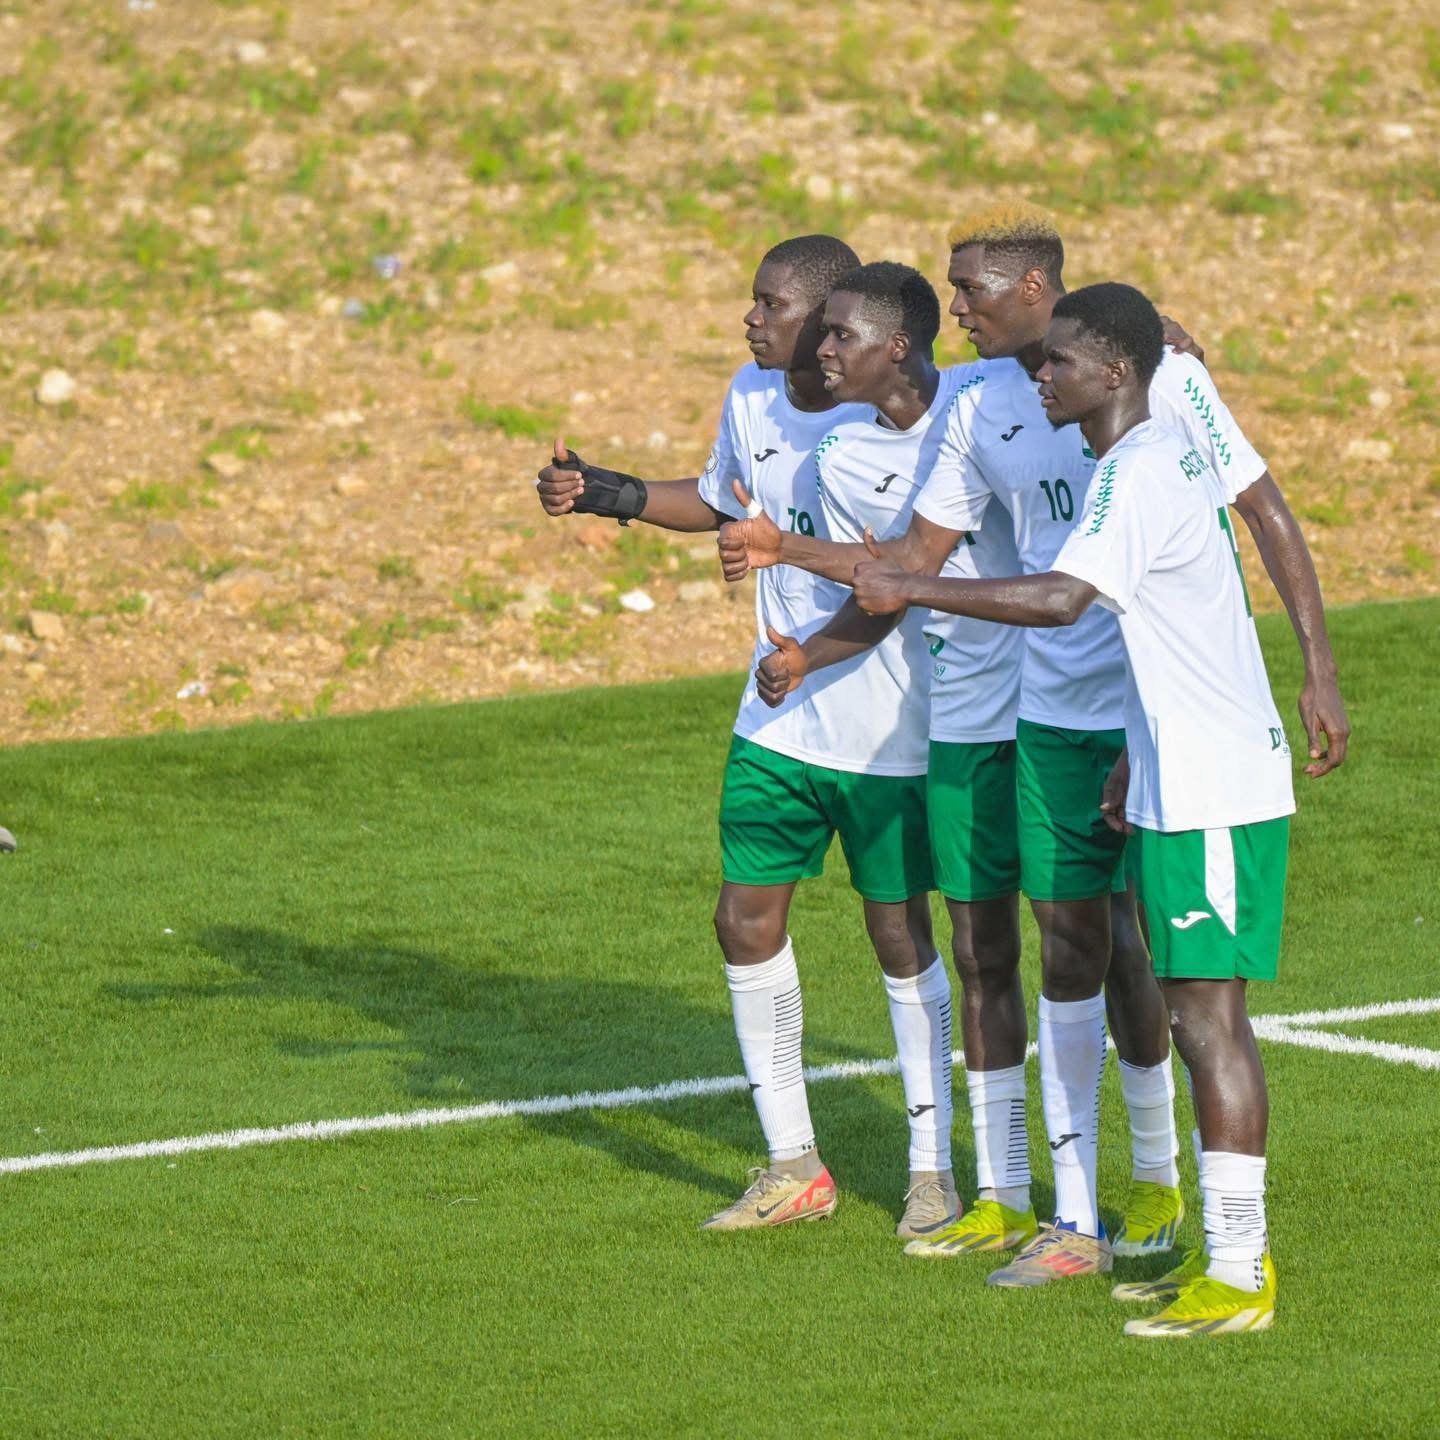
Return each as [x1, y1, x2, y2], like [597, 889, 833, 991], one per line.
[507, 580, 552, 622]
[205, 451, 245, 479]
[207, 568, 272, 608]
[645, 430, 670, 450]
[1367, 389, 1392, 410]
[332, 473, 368, 497]
[570, 390, 594, 405]
[249, 308, 287, 338]
[371, 253, 402, 281]
[316, 294, 343, 317]
[480, 260, 519, 285]
[980, 110, 999, 126]
[1380, 122, 1415, 142]
[336, 86, 376, 114]
[234, 39, 268, 65]
[0, 634, 25, 654]
[619, 589, 655, 614]
[576, 522, 618, 551]
[36, 369, 76, 407]
[341, 298, 367, 320]
[678, 579, 722, 604]
[322, 408, 365, 429]
[145, 520, 189, 549]
[1343, 438, 1393, 464]
[28, 611, 64, 642]
[176, 680, 208, 700]
[804, 174, 836, 202]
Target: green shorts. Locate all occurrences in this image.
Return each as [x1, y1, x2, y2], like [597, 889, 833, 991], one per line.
[1016, 719, 1128, 902]
[1134, 818, 1290, 982]
[927, 740, 1020, 903]
[719, 735, 932, 902]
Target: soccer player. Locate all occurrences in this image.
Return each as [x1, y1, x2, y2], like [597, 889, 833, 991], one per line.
[719, 204, 1347, 1286]
[731, 259, 1040, 1253]
[534, 236, 958, 1238]
[847, 279, 1308, 1335]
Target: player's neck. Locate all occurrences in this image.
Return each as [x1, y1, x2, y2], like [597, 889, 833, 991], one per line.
[784, 366, 834, 413]
[873, 358, 939, 432]
[1014, 299, 1059, 380]
[1079, 394, 1151, 458]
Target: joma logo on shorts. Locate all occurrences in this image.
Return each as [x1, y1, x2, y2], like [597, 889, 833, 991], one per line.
[1268, 727, 1289, 753]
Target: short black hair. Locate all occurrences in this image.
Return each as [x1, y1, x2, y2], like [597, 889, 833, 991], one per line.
[949, 204, 1064, 290]
[1052, 282, 1165, 387]
[761, 234, 862, 306]
[829, 261, 941, 351]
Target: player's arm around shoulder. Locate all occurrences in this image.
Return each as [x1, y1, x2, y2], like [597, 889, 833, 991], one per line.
[1230, 471, 1350, 778]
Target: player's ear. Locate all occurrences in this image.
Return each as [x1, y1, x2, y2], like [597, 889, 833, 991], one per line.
[1105, 357, 1128, 391]
[1020, 266, 1049, 305]
[891, 330, 911, 364]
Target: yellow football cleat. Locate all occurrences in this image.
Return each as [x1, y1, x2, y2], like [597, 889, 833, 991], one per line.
[1123, 1254, 1277, 1337]
[903, 1199, 1038, 1257]
[1111, 1245, 1208, 1303]
[701, 1164, 837, 1231]
[985, 1222, 1112, 1287]
[1112, 1181, 1185, 1257]
[895, 1170, 960, 1240]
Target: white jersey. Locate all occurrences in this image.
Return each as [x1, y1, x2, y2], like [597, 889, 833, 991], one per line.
[697, 363, 927, 776]
[914, 351, 1269, 732]
[1052, 421, 1294, 833]
[813, 364, 1023, 744]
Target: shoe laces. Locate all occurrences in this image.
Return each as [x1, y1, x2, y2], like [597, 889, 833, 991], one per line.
[903, 1175, 946, 1207]
[1124, 1181, 1178, 1232]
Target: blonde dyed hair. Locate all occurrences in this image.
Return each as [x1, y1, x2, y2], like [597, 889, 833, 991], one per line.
[946, 203, 1064, 284]
[948, 202, 1060, 250]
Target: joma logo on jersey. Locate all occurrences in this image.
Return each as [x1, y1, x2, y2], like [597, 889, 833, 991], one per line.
[1179, 447, 1206, 483]
[925, 634, 944, 657]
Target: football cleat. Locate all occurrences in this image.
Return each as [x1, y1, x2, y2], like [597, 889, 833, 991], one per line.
[1123, 1254, 1277, 1337]
[1111, 1245, 1208, 1303]
[701, 1164, 837, 1231]
[895, 1170, 960, 1240]
[1112, 1181, 1185, 1256]
[985, 1221, 1112, 1287]
[903, 1199, 1038, 1257]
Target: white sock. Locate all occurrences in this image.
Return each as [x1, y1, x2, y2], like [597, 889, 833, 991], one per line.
[883, 957, 954, 1172]
[1200, 1150, 1268, 1292]
[1038, 993, 1106, 1236]
[965, 1063, 1030, 1211]
[1119, 1057, 1180, 1186]
[725, 939, 815, 1163]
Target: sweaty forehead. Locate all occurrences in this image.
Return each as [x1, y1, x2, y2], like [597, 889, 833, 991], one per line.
[822, 289, 868, 327]
[1044, 315, 1097, 356]
[948, 243, 1017, 290]
[752, 258, 805, 302]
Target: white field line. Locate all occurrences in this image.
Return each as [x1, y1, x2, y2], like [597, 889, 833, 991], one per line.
[3, 998, 1437, 1178]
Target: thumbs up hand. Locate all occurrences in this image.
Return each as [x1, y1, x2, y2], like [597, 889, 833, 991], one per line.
[716, 480, 784, 583]
[852, 527, 912, 615]
[756, 624, 806, 708]
[535, 436, 585, 515]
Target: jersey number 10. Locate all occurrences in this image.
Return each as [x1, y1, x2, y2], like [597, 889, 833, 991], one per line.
[1038, 478, 1075, 522]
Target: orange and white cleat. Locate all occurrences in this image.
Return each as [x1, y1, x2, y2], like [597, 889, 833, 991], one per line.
[701, 1164, 837, 1231]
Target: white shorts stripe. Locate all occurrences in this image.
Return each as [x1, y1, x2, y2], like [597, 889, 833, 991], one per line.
[1203, 827, 1238, 934]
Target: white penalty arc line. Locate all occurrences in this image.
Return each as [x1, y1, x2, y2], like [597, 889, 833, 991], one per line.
[4, 998, 1438, 1178]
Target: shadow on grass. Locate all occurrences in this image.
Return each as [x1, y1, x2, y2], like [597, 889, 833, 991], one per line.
[109, 925, 927, 1219]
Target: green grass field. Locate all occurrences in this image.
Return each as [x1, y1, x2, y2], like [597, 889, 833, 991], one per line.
[3, 600, 1438, 1438]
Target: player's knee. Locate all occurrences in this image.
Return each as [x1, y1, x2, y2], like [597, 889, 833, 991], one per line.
[1041, 916, 1109, 994]
[712, 894, 785, 965]
[950, 929, 1019, 992]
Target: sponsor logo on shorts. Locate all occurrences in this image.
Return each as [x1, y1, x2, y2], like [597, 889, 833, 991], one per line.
[1171, 911, 1211, 930]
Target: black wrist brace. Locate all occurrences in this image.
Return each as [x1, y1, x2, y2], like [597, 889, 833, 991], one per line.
[566, 450, 648, 525]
